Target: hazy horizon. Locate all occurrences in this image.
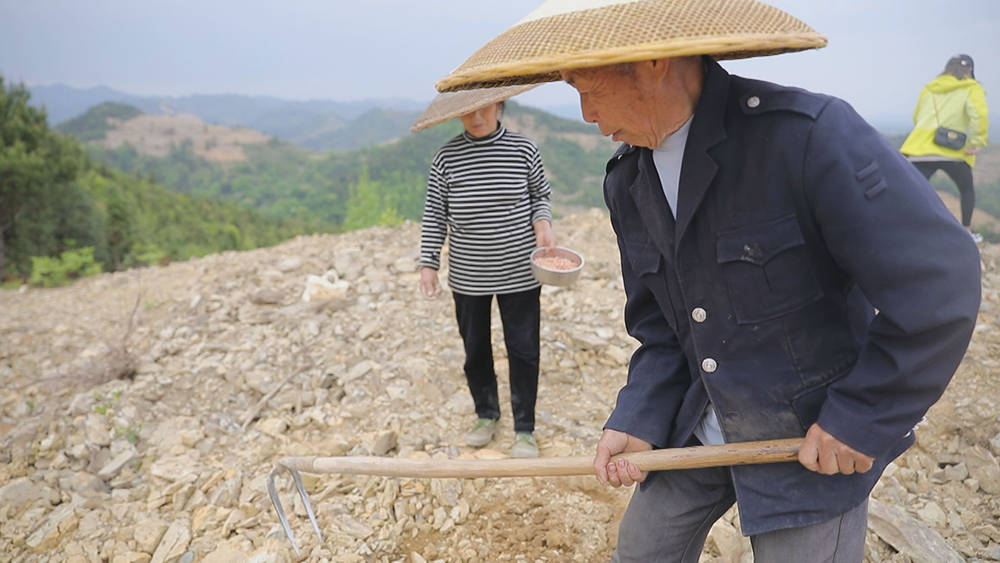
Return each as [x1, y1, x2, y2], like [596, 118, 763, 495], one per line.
[3, 1, 998, 131]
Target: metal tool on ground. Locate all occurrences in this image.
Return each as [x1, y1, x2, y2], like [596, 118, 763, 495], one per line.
[267, 437, 803, 555]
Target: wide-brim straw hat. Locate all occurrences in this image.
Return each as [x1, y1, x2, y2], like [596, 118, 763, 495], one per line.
[411, 84, 537, 132]
[436, 0, 826, 92]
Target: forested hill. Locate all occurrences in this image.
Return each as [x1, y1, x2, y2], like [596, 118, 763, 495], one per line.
[55, 102, 142, 142]
[67, 100, 616, 232]
[0, 79, 305, 285]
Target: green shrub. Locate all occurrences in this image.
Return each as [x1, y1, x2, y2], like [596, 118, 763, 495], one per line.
[29, 247, 103, 287]
[127, 242, 168, 267]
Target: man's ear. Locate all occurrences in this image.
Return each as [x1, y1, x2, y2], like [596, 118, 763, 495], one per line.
[635, 57, 672, 85]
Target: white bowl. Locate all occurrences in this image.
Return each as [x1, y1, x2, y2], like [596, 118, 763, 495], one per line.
[531, 246, 585, 287]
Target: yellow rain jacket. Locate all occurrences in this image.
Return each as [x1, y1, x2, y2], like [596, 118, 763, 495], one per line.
[900, 74, 989, 167]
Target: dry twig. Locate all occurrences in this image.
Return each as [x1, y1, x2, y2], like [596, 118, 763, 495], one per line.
[240, 357, 316, 431]
[16, 287, 144, 393]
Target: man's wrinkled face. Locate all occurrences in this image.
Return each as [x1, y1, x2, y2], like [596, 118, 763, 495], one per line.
[561, 65, 660, 148]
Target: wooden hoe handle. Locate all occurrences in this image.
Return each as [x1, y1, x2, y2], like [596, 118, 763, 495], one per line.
[277, 438, 804, 478]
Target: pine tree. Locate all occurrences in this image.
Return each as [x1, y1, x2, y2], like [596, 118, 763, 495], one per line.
[0, 77, 84, 279]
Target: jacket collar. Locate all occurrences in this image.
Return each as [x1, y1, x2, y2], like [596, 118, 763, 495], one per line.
[674, 57, 729, 242]
[629, 148, 676, 261]
[624, 58, 730, 256]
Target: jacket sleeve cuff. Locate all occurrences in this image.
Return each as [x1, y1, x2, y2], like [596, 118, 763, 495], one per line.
[816, 398, 909, 458]
[604, 386, 675, 448]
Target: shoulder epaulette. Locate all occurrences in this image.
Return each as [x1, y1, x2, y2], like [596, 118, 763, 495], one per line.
[731, 77, 832, 120]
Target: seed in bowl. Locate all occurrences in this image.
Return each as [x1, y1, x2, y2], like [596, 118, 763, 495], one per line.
[535, 255, 579, 271]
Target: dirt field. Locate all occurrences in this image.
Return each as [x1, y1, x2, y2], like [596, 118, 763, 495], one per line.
[1, 210, 998, 561]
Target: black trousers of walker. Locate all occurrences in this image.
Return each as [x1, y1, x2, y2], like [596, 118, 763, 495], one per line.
[452, 287, 540, 433]
[912, 160, 976, 227]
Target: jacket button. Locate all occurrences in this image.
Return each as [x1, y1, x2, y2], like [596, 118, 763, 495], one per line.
[691, 307, 707, 323]
[747, 96, 760, 108]
[701, 358, 718, 373]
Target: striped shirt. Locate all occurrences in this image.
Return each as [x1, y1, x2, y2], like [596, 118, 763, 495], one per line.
[420, 124, 552, 295]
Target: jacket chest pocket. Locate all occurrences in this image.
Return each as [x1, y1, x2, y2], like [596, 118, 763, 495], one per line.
[716, 214, 822, 324]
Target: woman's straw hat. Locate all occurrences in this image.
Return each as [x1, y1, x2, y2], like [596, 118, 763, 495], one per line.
[411, 84, 537, 132]
[436, 0, 826, 92]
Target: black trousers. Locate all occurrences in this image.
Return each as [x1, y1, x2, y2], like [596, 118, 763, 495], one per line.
[452, 287, 540, 432]
[912, 160, 976, 227]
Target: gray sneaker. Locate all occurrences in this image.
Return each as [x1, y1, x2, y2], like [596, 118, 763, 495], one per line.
[465, 418, 498, 447]
[510, 432, 539, 458]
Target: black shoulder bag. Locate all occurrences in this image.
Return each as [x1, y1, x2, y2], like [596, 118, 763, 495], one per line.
[931, 92, 967, 150]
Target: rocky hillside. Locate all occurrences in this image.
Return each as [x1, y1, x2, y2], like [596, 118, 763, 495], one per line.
[1, 210, 999, 562]
[100, 114, 271, 163]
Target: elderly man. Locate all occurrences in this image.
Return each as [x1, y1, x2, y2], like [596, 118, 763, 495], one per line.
[436, 1, 981, 561]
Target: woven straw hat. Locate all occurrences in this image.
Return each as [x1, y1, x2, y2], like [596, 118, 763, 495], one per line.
[436, 0, 826, 92]
[411, 84, 537, 132]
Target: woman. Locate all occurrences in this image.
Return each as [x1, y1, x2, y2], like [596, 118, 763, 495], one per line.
[418, 93, 555, 458]
[901, 54, 989, 241]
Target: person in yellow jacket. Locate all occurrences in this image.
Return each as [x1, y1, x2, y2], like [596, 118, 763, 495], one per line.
[901, 54, 989, 242]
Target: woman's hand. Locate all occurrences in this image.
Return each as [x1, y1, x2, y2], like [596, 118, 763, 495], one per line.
[420, 267, 441, 299]
[533, 219, 556, 248]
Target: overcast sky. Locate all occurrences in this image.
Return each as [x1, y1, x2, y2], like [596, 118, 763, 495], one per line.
[2, 0, 998, 127]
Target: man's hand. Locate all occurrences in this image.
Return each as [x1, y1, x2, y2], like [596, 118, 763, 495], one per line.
[533, 219, 556, 248]
[593, 429, 653, 487]
[419, 267, 441, 299]
[965, 147, 982, 155]
[798, 423, 874, 475]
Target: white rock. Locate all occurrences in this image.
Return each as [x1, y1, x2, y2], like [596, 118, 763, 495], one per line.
[202, 544, 247, 563]
[301, 275, 349, 302]
[25, 502, 79, 551]
[707, 519, 749, 563]
[150, 454, 200, 483]
[342, 360, 377, 383]
[150, 520, 191, 563]
[965, 446, 1000, 494]
[339, 515, 374, 539]
[98, 451, 136, 479]
[917, 502, 948, 528]
[989, 432, 1000, 457]
[209, 474, 243, 508]
[277, 257, 303, 273]
[0, 478, 46, 512]
[358, 320, 379, 340]
[85, 413, 112, 446]
[256, 418, 287, 437]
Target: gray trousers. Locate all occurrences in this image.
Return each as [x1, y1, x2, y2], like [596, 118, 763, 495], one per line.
[611, 465, 868, 563]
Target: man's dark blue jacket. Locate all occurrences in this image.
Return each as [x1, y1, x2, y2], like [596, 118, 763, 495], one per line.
[603, 59, 981, 535]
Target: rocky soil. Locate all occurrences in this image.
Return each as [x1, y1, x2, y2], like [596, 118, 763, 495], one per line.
[1, 209, 998, 562]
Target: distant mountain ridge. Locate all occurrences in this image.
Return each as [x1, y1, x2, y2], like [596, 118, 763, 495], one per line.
[28, 83, 601, 152]
[29, 83, 427, 122]
[29, 83, 427, 151]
